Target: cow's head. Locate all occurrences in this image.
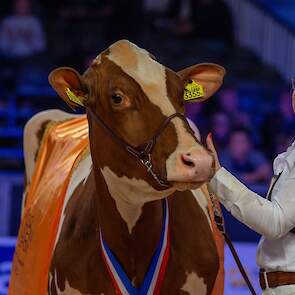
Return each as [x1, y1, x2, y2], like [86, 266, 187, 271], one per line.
[49, 40, 225, 200]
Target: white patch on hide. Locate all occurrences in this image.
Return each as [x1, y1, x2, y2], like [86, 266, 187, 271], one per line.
[54, 153, 92, 249]
[181, 272, 207, 295]
[57, 280, 84, 294]
[101, 166, 175, 234]
[93, 54, 101, 65]
[48, 271, 53, 293]
[50, 269, 89, 295]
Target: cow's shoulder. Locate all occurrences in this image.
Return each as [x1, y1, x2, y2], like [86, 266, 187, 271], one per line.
[164, 189, 219, 294]
[24, 109, 80, 184]
[190, 187, 212, 228]
[169, 188, 213, 234]
[53, 151, 95, 248]
[49, 153, 111, 294]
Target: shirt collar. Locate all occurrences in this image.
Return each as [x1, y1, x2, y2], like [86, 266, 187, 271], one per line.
[273, 141, 295, 175]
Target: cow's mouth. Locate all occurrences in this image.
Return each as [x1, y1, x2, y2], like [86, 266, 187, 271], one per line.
[172, 181, 205, 191]
[168, 164, 215, 191]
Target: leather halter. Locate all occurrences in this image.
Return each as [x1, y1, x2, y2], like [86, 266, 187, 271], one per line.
[87, 108, 193, 188]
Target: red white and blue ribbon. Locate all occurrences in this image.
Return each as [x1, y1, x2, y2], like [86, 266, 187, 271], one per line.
[100, 199, 170, 295]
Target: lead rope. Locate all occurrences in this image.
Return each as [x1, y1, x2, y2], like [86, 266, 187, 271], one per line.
[208, 190, 257, 295]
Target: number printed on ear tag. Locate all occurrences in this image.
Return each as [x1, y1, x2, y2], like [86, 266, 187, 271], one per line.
[184, 80, 204, 102]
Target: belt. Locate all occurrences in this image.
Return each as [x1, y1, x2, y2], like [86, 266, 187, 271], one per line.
[259, 269, 295, 290]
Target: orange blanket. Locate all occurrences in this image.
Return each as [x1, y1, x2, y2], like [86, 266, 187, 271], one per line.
[9, 116, 89, 295]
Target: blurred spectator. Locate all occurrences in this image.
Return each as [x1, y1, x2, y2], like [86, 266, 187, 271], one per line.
[210, 111, 231, 152]
[155, 0, 234, 44]
[218, 87, 238, 113]
[217, 87, 251, 128]
[0, 0, 46, 59]
[46, 0, 105, 20]
[155, 0, 193, 35]
[191, 0, 234, 44]
[220, 128, 272, 186]
[275, 133, 294, 155]
[102, 0, 145, 46]
[0, 2, 11, 18]
[277, 91, 295, 132]
[261, 90, 295, 159]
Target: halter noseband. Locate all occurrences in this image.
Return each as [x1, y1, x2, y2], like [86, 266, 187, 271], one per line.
[87, 108, 192, 188]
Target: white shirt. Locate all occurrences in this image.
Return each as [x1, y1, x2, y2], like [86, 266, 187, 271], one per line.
[209, 141, 295, 271]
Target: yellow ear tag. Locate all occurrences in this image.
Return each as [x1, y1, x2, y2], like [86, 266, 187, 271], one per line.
[66, 88, 85, 107]
[184, 80, 204, 102]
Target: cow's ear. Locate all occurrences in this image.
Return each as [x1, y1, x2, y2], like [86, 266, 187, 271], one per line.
[178, 63, 226, 103]
[48, 67, 88, 109]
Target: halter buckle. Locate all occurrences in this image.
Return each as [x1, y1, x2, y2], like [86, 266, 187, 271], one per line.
[140, 154, 170, 188]
[140, 154, 153, 172]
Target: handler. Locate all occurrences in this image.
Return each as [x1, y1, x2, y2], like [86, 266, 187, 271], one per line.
[207, 85, 295, 295]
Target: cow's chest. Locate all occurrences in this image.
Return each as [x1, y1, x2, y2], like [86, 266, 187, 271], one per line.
[49, 191, 218, 295]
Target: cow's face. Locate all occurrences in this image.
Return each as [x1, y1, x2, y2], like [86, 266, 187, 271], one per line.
[49, 40, 225, 198]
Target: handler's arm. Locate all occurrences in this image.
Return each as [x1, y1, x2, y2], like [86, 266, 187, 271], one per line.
[209, 168, 295, 240]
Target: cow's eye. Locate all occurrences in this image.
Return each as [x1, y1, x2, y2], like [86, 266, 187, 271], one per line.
[111, 94, 123, 104]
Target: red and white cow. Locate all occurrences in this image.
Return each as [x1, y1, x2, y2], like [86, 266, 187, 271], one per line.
[23, 40, 226, 294]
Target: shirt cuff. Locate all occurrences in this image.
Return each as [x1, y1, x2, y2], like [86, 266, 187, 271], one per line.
[208, 167, 248, 205]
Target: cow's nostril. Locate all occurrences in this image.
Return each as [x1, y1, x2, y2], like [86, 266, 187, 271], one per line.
[186, 152, 191, 156]
[181, 155, 195, 167]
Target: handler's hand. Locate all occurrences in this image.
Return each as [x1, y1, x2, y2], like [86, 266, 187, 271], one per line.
[206, 133, 221, 173]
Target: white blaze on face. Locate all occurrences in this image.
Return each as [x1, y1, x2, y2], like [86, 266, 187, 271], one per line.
[108, 40, 174, 116]
[181, 272, 207, 295]
[107, 40, 204, 182]
[101, 166, 175, 234]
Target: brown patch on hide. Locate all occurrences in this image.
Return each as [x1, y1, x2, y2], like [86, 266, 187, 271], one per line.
[161, 190, 219, 294]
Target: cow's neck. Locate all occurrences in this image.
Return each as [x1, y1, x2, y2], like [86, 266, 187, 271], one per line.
[94, 164, 169, 287]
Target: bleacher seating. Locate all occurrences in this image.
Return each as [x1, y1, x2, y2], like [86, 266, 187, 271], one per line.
[0, 2, 292, 238]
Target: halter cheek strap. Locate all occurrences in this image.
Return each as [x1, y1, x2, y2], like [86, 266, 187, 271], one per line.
[87, 108, 193, 188]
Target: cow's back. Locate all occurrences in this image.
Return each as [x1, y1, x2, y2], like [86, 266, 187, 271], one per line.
[9, 111, 89, 295]
[23, 110, 80, 184]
